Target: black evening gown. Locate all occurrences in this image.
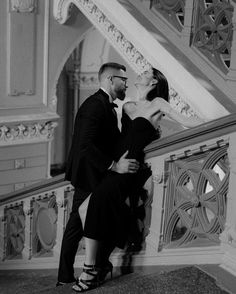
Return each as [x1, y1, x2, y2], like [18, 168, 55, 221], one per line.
[83, 117, 159, 249]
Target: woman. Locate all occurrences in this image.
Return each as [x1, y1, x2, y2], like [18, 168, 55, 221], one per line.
[72, 68, 205, 292]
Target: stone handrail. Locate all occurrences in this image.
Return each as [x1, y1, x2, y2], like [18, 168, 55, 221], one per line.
[143, 113, 236, 262]
[145, 113, 236, 158]
[1, 113, 236, 271]
[0, 173, 68, 205]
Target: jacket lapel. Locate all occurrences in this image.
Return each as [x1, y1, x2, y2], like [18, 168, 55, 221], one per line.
[96, 89, 118, 121]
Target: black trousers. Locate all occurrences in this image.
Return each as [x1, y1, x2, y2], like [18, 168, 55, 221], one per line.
[57, 188, 90, 283]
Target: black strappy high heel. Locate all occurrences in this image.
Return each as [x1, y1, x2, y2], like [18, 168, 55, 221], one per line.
[98, 260, 113, 283]
[72, 264, 100, 292]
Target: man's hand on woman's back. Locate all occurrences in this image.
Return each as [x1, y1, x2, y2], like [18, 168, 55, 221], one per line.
[111, 150, 139, 174]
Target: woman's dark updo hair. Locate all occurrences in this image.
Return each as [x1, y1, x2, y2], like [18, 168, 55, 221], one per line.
[146, 68, 169, 102]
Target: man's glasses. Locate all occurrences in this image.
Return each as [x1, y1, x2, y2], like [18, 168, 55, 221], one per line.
[111, 75, 128, 84]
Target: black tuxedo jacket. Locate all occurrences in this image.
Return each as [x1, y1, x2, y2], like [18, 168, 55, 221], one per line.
[65, 89, 121, 192]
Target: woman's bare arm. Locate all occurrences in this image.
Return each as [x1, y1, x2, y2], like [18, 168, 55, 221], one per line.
[152, 98, 206, 128]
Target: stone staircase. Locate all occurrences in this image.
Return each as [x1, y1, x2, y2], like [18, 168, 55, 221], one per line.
[0, 264, 234, 294]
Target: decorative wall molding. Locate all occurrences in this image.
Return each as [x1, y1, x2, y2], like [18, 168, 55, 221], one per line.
[10, 0, 37, 13]
[169, 87, 199, 117]
[0, 121, 57, 146]
[68, 71, 99, 89]
[78, 72, 99, 89]
[7, 2, 36, 96]
[53, 0, 199, 117]
[54, 0, 150, 73]
[152, 171, 163, 184]
[54, 0, 74, 23]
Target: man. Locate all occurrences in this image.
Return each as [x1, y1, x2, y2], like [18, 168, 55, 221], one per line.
[57, 62, 139, 286]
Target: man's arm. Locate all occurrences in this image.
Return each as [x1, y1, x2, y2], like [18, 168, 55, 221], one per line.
[78, 99, 139, 174]
[77, 99, 113, 173]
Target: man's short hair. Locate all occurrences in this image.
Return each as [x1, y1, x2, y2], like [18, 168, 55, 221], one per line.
[98, 62, 126, 81]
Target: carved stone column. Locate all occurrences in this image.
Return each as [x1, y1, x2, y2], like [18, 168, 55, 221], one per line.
[181, 0, 194, 45]
[0, 206, 6, 261]
[144, 157, 166, 253]
[220, 132, 236, 274]
[71, 46, 82, 122]
[54, 188, 67, 255]
[224, 133, 236, 232]
[22, 199, 33, 259]
[227, 1, 236, 98]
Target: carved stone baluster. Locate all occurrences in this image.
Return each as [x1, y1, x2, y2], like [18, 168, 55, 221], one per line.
[54, 187, 66, 255]
[181, 0, 194, 45]
[220, 133, 236, 245]
[145, 160, 165, 253]
[22, 199, 33, 259]
[0, 206, 6, 261]
[142, 175, 154, 242]
[219, 132, 236, 274]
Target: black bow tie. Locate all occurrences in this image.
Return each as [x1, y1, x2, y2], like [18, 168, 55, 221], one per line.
[110, 102, 118, 108]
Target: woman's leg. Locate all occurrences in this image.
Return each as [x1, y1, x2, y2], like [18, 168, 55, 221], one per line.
[96, 241, 114, 282]
[84, 237, 99, 266]
[96, 241, 115, 267]
[72, 237, 101, 292]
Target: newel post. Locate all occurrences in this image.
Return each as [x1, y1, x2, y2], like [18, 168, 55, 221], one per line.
[220, 131, 236, 275]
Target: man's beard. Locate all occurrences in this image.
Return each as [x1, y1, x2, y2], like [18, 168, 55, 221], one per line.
[116, 89, 126, 100]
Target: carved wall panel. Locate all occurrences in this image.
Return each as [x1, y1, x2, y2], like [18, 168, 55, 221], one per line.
[64, 188, 74, 225]
[0, 184, 74, 262]
[7, 9, 36, 96]
[10, 0, 37, 13]
[32, 194, 57, 255]
[160, 143, 229, 250]
[192, 0, 234, 73]
[150, 0, 186, 32]
[5, 205, 25, 259]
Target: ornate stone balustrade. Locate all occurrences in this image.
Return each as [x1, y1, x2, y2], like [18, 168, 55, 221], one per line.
[1, 114, 236, 273]
[148, 0, 236, 76]
[160, 142, 228, 250]
[150, 0, 186, 32]
[144, 113, 236, 272]
[0, 175, 78, 267]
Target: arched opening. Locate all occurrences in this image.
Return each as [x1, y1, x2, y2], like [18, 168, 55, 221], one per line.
[50, 28, 138, 176]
